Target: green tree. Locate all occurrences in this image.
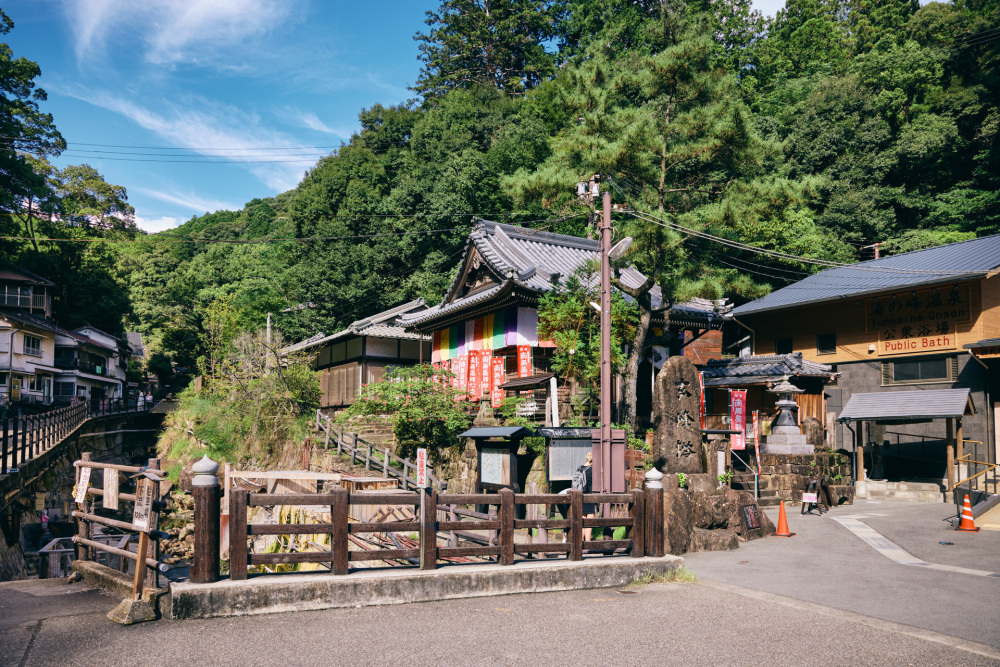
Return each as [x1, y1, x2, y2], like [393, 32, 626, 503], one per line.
[413, 0, 561, 97]
[52, 163, 136, 230]
[337, 364, 473, 457]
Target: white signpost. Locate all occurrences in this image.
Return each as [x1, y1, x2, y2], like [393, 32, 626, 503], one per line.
[75, 467, 92, 504]
[132, 476, 156, 532]
[416, 448, 428, 488]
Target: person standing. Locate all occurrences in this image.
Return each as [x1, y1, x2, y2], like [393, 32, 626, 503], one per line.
[573, 452, 596, 542]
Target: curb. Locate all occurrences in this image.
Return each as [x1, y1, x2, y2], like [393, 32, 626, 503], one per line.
[167, 555, 684, 620]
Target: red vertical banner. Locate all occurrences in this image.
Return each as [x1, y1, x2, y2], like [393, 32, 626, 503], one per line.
[450, 359, 460, 390]
[517, 345, 532, 377]
[491, 357, 505, 408]
[753, 410, 761, 471]
[730, 389, 747, 451]
[468, 351, 481, 399]
[457, 355, 469, 396]
[480, 350, 492, 394]
[698, 372, 706, 429]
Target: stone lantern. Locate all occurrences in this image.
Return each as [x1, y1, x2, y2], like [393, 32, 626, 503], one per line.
[762, 378, 812, 455]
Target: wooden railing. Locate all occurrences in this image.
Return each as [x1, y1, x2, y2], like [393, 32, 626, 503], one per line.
[227, 486, 664, 580]
[1, 398, 152, 476]
[315, 411, 445, 490]
[71, 454, 171, 591]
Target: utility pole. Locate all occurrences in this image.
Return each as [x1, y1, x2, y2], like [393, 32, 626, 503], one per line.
[600, 188, 612, 494]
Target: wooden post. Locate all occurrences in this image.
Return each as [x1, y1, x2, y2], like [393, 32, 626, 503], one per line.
[956, 417, 964, 473]
[350, 434, 358, 465]
[499, 488, 515, 566]
[1, 413, 7, 475]
[229, 489, 248, 580]
[946, 418, 955, 492]
[191, 457, 221, 584]
[420, 488, 438, 570]
[77, 452, 93, 561]
[488, 506, 498, 548]
[630, 490, 645, 558]
[11, 415, 18, 469]
[644, 469, 664, 558]
[331, 486, 349, 575]
[449, 504, 458, 548]
[857, 422, 866, 483]
[366, 444, 372, 470]
[324, 426, 330, 451]
[403, 458, 411, 489]
[568, 488, 583, 561]
[383, 448, 389, 477]
[131, 531, 149, 600]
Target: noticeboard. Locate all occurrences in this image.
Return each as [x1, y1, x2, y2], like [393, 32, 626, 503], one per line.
[132, 477, 156, 532]
[549, 439, 591, 481]
[480, 447, 504, 485]
[741, 504, 761, 531]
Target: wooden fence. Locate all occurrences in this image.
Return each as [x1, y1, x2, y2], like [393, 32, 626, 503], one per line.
[315, 411, 445, 490]
[227, 486, 664, 580]
[71, 454, 171, 589]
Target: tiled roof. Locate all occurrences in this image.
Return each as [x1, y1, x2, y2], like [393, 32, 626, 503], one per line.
[701, 353, 837, 387]
[735, 234, 1000, 316]
[964, 338, 1000, 350]
[285, 299, 427, 352]
[837, 388, 973, 422]
[401, 219, 730, 329]
[72, 324, 123, 344]
[0, 308, 61, 334]
[126, 332, 144, 356]
[0, 262, 55, 287]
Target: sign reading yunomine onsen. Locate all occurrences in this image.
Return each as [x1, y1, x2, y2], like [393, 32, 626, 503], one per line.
[866, 283, 971, 356]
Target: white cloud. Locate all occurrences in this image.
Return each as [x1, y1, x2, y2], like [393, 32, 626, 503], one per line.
[62, 0, 298, 69]
[64, 88, 312, 192]
[293, 111, 355, 139]
[134, 215, 182, 233]
[135, 187, 241, 215]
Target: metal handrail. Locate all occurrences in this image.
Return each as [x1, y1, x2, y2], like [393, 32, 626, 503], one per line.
[730, 450, 759, 500]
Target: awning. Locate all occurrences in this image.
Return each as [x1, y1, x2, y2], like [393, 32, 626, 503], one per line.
[498, 373, 554, 391]
[837, 388, 974, 422]
[459, 426, 536, 439]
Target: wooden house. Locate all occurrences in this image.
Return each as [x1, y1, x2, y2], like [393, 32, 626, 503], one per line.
[399, 219, 730, 424]
[732, 234, 1000, 486]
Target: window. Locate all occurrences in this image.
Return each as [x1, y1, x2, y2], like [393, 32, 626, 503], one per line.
[55, 382, 74, 397]
[29, 375, 44, 392]
[816, 332, 837, 355]
[23, 335, 41, 357]
[882, 356, 958, 385]
[775, 337, 793, 355]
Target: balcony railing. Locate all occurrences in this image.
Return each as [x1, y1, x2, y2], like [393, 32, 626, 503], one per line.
[53, 359, 109, 376]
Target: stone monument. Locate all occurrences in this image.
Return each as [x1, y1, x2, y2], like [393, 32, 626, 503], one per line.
[761, 379, 812, 455]
[653, 356, 703, 474]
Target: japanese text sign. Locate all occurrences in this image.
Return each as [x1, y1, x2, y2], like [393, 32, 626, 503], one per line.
[416, 448, 428, 488]
[491, 357, 505, 408]
[730, 390, 746, 451]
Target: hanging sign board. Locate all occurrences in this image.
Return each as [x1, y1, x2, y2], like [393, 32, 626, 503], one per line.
[480, 350, 492, 395]
[132, 476, 157, 533]
[416, 448, 428, 488]
[103, 468, 119, 510]
[75, 466, 92, 504]
[491, 357, 505, 408]
[730, 389, 747, 451]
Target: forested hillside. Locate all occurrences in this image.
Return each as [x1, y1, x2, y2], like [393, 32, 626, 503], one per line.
[5, 1, 996, 377]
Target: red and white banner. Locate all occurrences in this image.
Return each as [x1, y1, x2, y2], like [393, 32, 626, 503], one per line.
[480, 350, 492, 395]
[450, 359, 460, 390]
[698, 371, 706, 429]
[468, 351, 481, 399]
[491, 357, 505, 408]
[457, 355, 469, 395]
[517, 345, 532, 377]
[416, 448, 427, 488]
[730, 389, 747, 451]
[753, 411, 761, 471]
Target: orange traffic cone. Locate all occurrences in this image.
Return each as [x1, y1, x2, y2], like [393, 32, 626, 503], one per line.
[955, 493, 980, 532]
[772, 501, 795, 537]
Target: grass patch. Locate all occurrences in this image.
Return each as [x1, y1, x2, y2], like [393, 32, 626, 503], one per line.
[628, 566, 698, 588]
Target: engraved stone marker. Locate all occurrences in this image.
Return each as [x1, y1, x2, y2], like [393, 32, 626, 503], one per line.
[653, 356, 703, 474]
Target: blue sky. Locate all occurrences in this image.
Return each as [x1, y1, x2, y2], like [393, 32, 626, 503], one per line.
[3, 0, 791, 233]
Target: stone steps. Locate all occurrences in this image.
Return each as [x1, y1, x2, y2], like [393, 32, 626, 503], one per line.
[858, 479, 945, 503]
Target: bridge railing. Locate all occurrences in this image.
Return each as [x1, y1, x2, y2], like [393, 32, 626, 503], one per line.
[224, 486, 662, 580]
[1, 398, 153, 476]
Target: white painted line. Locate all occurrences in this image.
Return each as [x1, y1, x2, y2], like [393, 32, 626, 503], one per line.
[701, 579, 1000, 662]
[830, 516, 1000, 578]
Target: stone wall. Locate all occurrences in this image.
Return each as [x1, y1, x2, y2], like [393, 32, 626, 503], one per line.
[435, 440, 480, 494]
[757, 453, 855, 505]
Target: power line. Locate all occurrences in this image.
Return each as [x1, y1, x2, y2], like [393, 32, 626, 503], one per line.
[606, 177, 988, 278]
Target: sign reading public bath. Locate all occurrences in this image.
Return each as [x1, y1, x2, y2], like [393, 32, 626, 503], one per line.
[865, 283, 971, 356]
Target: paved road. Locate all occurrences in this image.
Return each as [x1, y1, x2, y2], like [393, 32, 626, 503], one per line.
[685, 500, 1000, 649]
[2, 573, 998, 667]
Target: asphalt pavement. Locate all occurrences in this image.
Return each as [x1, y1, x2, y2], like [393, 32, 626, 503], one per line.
[684, 499, 1000, 649]
[2, 575, 998, 666]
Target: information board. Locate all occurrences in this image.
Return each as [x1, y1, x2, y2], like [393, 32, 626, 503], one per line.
[741, 504, 761, 530]
[480, 447, 504, 485]
[416, 448, 428, 488]
[75, 467, 91, 504]
[132, 476, 156, 532]
[548, 439, 591, 481]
